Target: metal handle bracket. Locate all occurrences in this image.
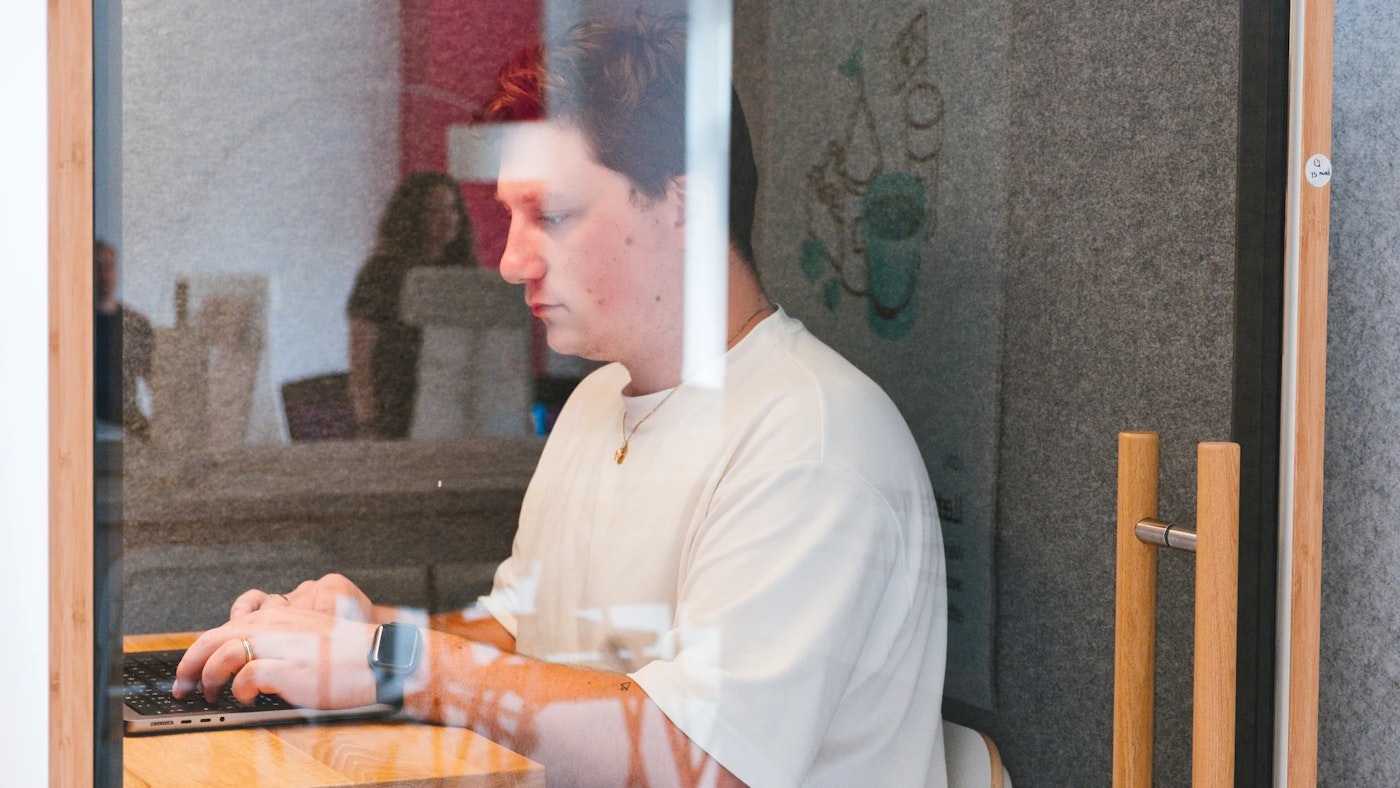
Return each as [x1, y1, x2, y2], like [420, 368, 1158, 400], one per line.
[1134, 517, 1197, 553]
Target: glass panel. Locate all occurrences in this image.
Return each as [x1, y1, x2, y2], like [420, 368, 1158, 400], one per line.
[98, 1, 557, 782]
[94, 1, 1260, 785]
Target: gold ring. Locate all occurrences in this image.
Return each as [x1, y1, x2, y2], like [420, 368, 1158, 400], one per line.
[241, 637, 254, 664]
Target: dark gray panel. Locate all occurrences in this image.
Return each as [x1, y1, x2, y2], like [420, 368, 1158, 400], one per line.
[994, 0, 1238, 784]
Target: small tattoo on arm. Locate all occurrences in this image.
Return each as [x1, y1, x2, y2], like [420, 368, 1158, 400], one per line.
[620, 681, 632, 691]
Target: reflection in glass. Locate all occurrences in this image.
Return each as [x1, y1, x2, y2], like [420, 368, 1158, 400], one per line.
[101, 3, 958, 786]
[346, 171, 479, 440]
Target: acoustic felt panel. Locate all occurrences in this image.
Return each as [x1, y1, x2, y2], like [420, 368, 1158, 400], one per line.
[1318, 2, 1400, 784]
[748, 0, 1239, 783]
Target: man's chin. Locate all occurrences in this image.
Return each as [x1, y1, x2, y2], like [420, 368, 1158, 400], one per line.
[544, 331, 606, 363]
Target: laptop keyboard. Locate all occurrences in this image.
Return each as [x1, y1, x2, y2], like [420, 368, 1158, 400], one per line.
[123, 649, 294, 716]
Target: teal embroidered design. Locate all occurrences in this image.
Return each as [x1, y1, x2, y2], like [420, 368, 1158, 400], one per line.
[798, 10, 942, 341]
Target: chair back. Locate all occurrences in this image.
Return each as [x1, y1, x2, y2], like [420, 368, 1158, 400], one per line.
[280, 372, 356, 441]
[400, 267, 532, 439]
[945, 720, 1012, 788]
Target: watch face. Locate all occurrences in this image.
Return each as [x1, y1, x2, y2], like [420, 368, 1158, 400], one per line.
[371, 624, 421, 672]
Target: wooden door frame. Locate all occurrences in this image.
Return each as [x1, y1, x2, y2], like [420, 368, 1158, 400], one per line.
[49, 0, 95, 785]
[1230, 0, 1334, 782]
[1276, 0, 1333, 784]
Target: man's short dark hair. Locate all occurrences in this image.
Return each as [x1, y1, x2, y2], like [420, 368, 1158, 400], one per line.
[483, 13, 759, 267]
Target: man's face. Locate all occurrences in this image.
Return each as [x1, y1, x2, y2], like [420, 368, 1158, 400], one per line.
[495, 121, 685, 364]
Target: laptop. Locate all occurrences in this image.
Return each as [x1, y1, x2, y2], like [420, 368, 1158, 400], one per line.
[122, 648, 396, 734]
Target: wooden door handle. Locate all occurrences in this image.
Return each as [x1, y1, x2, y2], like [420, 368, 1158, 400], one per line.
[1194, 442, 1239, 788]
[1114, 431, 1159, 788]
[1113, 433, 1239, 788]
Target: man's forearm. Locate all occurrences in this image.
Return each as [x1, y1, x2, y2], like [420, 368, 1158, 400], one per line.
[403, 629, 744, 786]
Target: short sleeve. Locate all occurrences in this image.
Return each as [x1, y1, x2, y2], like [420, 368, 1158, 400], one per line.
[476, 552, 529, 639]
[629, 460, 906, 788]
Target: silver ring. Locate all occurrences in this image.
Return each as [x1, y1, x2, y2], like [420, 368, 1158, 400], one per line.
[241, 637, 254, 664]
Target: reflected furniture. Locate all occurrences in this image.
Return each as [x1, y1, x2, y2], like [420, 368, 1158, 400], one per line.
[281, 372, 357, 441]
[945, 720, 1012, 788]
[116, 437, 543, 634]
[401, 267, 533, 440]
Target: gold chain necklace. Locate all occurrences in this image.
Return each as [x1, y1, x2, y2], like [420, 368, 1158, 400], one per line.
[614, 302, 774, 464]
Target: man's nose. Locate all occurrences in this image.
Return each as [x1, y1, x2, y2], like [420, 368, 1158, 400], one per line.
[498, 218, 543, 285]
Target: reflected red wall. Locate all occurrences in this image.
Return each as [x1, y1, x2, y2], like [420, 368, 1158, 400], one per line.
[399, 0, 540, 270]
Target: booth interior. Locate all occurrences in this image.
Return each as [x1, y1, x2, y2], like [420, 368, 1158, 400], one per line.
[96, 0, 1265, 785]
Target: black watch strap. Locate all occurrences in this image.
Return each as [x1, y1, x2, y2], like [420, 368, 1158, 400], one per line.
[368, 623, 422, 708]
[372, 670, 409, 708]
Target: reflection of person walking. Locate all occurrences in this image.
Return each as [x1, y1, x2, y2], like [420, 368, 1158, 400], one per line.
[346, 172, 479, 439]
[94, 240, 154, 440]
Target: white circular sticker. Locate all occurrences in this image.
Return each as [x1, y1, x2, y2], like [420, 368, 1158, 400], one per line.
[1305, 154, 1333, 188]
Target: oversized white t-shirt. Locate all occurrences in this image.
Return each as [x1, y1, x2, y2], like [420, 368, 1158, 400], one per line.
[480, 309, 947, 787]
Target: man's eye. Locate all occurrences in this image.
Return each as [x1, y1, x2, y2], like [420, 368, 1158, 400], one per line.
[539, 212, 568, 227]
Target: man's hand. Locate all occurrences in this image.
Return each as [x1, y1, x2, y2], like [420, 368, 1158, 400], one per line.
[230, 572, 376, 622]
[173, 606, 380, 710]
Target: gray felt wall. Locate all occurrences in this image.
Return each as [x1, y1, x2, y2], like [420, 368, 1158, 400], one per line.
[743, 0, 1238, 784]
[1318, 2, 1400, 784]
[995, 1, 1237, 785]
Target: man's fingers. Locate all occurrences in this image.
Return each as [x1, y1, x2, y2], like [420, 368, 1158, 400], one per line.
[229, 587, 270, 618]
[201, 637, 256, 702]
[173, 623, 238, 696]
[292, 578, 319, 603]
[228, 651, 376, 710]
[229, 658, 288, 706]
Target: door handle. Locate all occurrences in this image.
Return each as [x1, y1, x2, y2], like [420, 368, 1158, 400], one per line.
[1113, 431, 1240, 788]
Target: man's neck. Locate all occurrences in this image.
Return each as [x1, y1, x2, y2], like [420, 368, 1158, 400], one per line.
[620, 251, 769, 396]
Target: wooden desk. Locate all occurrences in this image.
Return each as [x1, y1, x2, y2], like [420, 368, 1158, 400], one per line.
[123, 632, 543, 788]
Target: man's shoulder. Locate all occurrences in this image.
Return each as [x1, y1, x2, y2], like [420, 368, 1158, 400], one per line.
[734, 313, 923, 470]
[742, 313, 895, 414]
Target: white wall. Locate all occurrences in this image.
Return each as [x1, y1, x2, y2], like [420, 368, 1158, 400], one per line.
[0, 3, 52, 783]
[118, 1, 402, 390]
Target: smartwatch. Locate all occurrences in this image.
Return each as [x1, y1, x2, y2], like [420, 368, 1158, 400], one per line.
[367, 623, 423, 708]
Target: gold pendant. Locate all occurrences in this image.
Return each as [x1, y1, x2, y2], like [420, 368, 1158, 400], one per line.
[614, 443, 628, 464]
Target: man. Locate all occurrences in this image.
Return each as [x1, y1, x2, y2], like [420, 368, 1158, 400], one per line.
[176, 14, 947, 786]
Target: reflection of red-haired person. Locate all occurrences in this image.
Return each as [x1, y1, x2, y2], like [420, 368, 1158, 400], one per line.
[94, 240, 154, 440]
[347, 172, 478, 439]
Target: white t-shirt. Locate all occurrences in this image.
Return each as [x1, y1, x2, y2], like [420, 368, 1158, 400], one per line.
[481, 309, 947, 787]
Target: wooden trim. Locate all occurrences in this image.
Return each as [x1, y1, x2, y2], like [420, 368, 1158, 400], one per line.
[48, 0, 94, 785]
[1287, 0, 1333, 783]
[1193, 442, 1240, 787]
[1113, 431, 1159, 788]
